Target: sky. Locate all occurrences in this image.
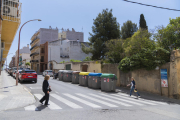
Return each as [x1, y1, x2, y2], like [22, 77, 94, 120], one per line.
[5, 0, 180, 67]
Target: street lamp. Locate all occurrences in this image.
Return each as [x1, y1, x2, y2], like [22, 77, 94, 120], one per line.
[16, 19, 42, 86]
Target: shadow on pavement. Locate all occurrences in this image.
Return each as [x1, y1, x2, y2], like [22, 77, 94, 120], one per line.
[35, 104, 47, 111]
[0, 85, 16, 89]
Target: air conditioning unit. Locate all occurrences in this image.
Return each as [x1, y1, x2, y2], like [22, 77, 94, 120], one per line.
[3, 3, 18, 17]
[1, 42, 5, 49]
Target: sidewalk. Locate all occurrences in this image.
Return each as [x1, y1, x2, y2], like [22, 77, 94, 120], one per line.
[0, 71, 36, 111]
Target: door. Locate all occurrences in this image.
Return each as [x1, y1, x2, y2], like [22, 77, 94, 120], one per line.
[82, 65, 88, 72]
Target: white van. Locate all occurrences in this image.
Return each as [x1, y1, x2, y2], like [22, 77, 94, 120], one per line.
[43, 70, 53, 77]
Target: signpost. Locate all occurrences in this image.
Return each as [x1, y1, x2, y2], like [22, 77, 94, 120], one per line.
[160, 69, 168, 87]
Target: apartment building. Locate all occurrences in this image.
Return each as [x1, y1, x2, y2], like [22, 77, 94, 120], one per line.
[59, 28, 84, 42]
[30, 28, 58, 73]
[9, 55, 15, 68]
[47, 39, 92, 70]
[0, 0, 22, 72]
[19, 53, 31, 68]
[15, 44, 30, 67]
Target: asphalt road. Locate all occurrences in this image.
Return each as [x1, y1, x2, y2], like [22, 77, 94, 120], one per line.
[0, 75, 180, 120]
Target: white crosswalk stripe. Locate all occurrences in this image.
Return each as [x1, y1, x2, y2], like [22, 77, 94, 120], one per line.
[34, 94, 62, 110]
[89, 93, 132, 107]
[63, 93, 101, 108]
[115, 93, 157, 105]
[24, 105, 37, 111]
[117, 93, 167, 105]
[76, 93, 118, 107]
[51, 94, 82, 109]
[100, 94, 144, 106]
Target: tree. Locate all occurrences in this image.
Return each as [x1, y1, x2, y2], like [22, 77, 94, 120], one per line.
[155, 17, 180, 50]
[124, 29, 156, 57]
[60, 61, 65, 63]
[120, 20, 138, 39]
[70, 59, 82, 62]
[105, 39, 125, 63]
[81, 9, 120, 60]
[139, 14, 148, 30]
[25, 62, 30, 68]
[83, 56, 92, 61]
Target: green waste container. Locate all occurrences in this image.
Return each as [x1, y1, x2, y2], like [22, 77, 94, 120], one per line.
[88, 73, 102, 89]
[58, 70, 65, 81]
[63, 70, 73, 82]
[79, 72, 90, 86]
[101, 73, 117, 92]
[72, 71, 81, 84]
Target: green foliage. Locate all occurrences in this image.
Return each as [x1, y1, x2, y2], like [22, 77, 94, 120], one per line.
[25, 62, 30, 66]
[83, 56, 92, 61]
[70, 59, 82, 62]
[124, 29, 156, 57]
[105, 39, 125, 63]
[155, 17, 180, 50]
[139, 14, 148, 30]
[120, 20, 138, 39]
[118, 48, 170, 72]
[60, 61, 65, 63]
[81, 8, 120, 60]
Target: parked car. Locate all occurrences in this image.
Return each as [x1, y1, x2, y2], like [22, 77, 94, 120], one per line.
[43, 70, 53, 77]
[14, 70, 22, 79]
[53, 73, 58, 79]
[19, 70, 37, 83]
[11, 67, 23, 76]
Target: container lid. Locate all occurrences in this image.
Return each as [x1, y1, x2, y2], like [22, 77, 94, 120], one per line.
[63, 70, 73, 73]
[73, 71, 81, 74]
[58, 70, 65, 72]
[101, 73, 117, 79]
[88, 73, 102, 76]
[79, 72, 90, 75]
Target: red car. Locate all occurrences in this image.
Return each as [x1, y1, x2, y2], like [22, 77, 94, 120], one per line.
[19, 70, 37, 83]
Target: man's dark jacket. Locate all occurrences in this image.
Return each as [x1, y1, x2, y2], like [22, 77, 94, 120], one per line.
[42, 80, 49, 92]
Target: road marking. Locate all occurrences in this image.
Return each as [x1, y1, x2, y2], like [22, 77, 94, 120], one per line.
[100, 94, 144, 106]
[51, 94, 82, 109]
[117, 93, 167, 105]
[24, 105, 37, 111]
[76, 93, 118, 107]
[30, 87, 41, 89]
[63, 93, 101, 108]
[34, 94, 62, 110]
[89, 93, 132, 107]
[55, 91, 59, 94]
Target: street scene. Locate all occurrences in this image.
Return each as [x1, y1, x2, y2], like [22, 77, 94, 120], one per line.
[0, 0, 180, 120]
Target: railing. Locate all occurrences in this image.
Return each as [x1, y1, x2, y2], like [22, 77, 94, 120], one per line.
[60, 55, 69, 58]
[30, 44, 39, 51]
[30, 60, 39, 63]
[2, 0, 22, 23]
[30, 52, 39, 57]
[30, 36, 40, 45]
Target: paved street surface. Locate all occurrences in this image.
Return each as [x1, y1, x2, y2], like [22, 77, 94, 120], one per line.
[0, 72, 180, 120]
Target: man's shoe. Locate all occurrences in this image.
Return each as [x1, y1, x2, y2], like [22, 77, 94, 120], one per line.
[44, 104, 50, 106]
[39, 101, 43, 104]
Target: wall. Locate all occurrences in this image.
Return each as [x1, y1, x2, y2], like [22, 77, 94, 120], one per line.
[40, 28, 58, 45]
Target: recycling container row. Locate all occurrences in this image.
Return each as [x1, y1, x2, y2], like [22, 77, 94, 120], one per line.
[58, 70, 117, 92]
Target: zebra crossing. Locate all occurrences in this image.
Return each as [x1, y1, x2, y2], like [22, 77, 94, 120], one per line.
[24, 92, 168, 111]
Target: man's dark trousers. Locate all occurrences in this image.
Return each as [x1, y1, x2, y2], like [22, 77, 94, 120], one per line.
[40, 91, 49, 105]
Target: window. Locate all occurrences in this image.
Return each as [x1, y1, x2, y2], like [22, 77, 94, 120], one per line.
[25, 71, 36, 73]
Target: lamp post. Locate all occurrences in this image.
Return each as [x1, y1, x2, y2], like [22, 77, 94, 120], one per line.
[16, 19, 42, 86]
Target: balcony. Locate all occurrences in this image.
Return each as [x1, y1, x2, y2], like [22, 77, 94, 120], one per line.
[30, 52, 39, 57]
[1, 0, 22, 64]
[30, 36, 40, 45]
[30, 44, 40, 51]
[30, 60, 39, 63]
[60, 55, 69, 58]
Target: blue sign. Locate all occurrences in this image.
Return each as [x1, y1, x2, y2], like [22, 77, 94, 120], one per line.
[160, 69, 168, 87]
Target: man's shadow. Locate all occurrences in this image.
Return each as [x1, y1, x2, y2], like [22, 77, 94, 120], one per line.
[35, 104, 47, 111]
